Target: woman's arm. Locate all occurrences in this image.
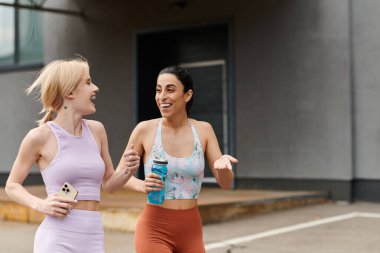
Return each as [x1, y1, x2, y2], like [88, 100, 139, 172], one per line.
[122, 121, 164, 193]
[202, 122, 238, 189]
[87, 121, 140, 193]
[6, 128, 76, 218]
[120, 122, 146, 193]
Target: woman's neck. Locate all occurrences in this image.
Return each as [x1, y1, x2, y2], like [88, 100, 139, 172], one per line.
[162, 113, 189, 130]
[53, 111, 83, 136]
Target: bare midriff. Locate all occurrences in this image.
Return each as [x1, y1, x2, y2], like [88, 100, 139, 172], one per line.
[73, 200, 100, 211]
[150, 199, 198, 210]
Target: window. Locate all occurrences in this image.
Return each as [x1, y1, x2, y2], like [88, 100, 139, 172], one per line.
[0, 0, 43, 68]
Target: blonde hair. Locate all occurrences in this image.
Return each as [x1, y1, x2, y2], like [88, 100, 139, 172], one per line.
[26, 57, 89, 126]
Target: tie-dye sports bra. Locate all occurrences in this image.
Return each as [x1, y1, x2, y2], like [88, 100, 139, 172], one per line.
[144, 119, 205, 199]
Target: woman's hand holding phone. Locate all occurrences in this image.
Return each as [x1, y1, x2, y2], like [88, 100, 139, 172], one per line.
[36, 182, 78, 218]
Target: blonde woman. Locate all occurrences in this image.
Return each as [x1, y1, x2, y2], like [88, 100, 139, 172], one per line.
[5, 57, 140, 253]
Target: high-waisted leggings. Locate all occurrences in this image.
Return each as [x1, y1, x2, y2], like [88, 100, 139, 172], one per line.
[34, 209, 104, 253]
[135, 204, 206, 253]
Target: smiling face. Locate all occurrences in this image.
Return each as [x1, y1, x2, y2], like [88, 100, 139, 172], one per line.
[155, 73, 193, 118]
[70, 66, 99, 116]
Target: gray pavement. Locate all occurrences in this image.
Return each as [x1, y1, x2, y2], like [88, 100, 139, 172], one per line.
[1, 202, 380, 252]
[204, 201, 380, 253]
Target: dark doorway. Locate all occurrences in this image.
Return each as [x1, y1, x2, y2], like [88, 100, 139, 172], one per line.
[136, 23, 233, 183]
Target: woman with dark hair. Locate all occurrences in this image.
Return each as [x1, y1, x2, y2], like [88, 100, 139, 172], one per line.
[121, 66, 238, 253]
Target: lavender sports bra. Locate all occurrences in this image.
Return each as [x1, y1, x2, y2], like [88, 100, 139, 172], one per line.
[41, 120, 105, 201]
[144, 119, 205, 199]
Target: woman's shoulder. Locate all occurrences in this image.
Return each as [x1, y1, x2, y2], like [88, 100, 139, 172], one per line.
[189, 118, 213, 131]
[135, 118, 160, 132]
[23, 123, 53, 147]
[85, 119, 105, 130]
[189, 119, 215, 142]
[129, 119, 160, 144]
[85, 119, 106, 136]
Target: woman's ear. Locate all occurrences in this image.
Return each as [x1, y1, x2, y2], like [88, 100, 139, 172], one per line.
[66, 91, 75, 99]
[185, 89, 193, 102]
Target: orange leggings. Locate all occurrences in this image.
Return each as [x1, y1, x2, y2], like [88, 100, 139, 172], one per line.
[135, 204, 205, 253]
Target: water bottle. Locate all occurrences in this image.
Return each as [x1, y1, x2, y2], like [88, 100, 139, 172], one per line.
[148, 158, 168, 205]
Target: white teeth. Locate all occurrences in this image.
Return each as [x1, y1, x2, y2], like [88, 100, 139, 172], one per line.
[160, 103, 171, 108]
[91, 95, 96, 101]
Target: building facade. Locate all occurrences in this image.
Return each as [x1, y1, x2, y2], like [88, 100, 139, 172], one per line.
[1, 0, 380, 201]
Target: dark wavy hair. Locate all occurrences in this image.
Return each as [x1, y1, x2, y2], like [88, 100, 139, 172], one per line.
[158, 66, 194, 114]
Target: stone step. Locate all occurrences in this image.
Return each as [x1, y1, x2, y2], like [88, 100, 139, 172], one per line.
[0, 186, 329, 232]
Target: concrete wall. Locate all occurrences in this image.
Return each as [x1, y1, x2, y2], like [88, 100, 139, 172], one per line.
[2, 0, 380, 194]
[236, 0, 352, 180]
[352, 0, 380, 180]
[0, 71, 40, 173]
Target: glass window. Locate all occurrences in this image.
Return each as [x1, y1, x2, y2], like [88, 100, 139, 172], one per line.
[19, 9, 43, 65]
[0, 0, 15, 4]
[19, 0, 45, 5]
[0, 0, 43, 68]
[0, 6, 15, 66]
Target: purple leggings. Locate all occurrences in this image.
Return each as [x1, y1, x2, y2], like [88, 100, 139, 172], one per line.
[34, 209, 104, 253]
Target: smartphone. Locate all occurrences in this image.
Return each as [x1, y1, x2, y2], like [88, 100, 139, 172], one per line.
[57, 182, 78, 200]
